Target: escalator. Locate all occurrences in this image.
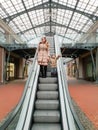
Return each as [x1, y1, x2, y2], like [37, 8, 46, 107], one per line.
[0, 36, 84, 130]
[31, 37, 61, 129]
[32, 70, 61, 130]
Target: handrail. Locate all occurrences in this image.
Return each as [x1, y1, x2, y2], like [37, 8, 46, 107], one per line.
[57, 62, 69, 130]
[54, 35, 84, 130]
[15, 60, 39, 130]
[0, 49, 38, 130]
[22, 62, 39, 130]
[60, 58, 84, 130]
[58, 59, 77, 130]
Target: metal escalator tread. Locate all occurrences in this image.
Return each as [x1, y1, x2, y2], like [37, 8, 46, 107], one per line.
[37, 91, 58, 99]
[35, 100, 59, 110]
[32, 67, 61, 130]
[38, 83, 58, 91]
[32, 123, 61, 130]
[33, 110, 60, 122]
[39, 77, 57, 84]
[31, 39, 61, 130]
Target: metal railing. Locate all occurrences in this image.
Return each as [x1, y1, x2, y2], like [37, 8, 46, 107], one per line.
[15, 52, 39, 130]
[0, 49, 39, 130]
[54, 35, 84, 130]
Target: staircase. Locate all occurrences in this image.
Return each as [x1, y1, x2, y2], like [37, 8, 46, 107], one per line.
[32, 75, 61, 130]
[31, 36, 61, 130]
[47, 36, 55, 55]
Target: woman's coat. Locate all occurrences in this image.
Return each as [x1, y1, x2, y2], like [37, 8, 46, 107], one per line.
[37, 42, 50, 66]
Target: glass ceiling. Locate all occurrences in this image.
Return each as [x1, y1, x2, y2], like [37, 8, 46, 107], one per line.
[0, 0, 98, 43]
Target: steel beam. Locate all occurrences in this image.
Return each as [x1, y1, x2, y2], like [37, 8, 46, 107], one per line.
[3, 1, 98, 22]
[0, 43, 29, 51]
[61, 43, 98, 50]
[44, 31, 55, 36]
[17, 21, 83, 35]
[3, 2, 49, 22]
[51, 1, 98, 20]
[58, 34, 74, 41]
[21, 0, 37, 36]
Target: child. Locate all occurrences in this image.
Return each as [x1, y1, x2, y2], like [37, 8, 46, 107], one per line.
[49, 54, 61, 77]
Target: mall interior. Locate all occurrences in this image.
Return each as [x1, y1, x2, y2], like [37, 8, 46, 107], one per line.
[0, 0, 98, 130]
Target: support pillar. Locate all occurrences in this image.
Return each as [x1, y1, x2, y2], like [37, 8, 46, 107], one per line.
[5, 51, 10, 82]
[78, 57, 84, 79]
[74, 58, 79, 79]
[90, 50, 96, 81]
[95, 48, 98, 83]
[18, 58, 25, 79]
[0, 47, 5, 83]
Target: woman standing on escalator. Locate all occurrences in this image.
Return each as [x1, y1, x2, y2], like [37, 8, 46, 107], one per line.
[37, 37, 50, 78]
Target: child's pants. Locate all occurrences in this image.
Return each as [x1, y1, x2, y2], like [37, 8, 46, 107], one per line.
[51, 67, 57, 77]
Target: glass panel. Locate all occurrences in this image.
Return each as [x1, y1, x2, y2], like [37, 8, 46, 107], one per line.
[51, 26, 56, 32]
[57, 0, 77, 7]
[0, 0, 98, 42]
[0, 29, 6, 43]
[0, 0, 25, 17]
[0, 8, 7, 18]
[9, 21, 20, 33]
[35, 27, 45, 36]
[24, 0, 48, 9]
[77, 0, 98, 15]
[29, 10, 45, 26]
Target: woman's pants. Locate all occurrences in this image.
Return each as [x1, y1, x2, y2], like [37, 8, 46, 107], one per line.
[40, 65, 47, 77]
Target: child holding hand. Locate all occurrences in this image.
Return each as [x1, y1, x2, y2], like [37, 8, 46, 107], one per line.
[49, 54, 61, 77]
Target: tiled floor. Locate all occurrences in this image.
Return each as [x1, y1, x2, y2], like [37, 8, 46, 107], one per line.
[0, 79, 26, 122]
[0, 77, 98, 130]
[68, 77, 98, 130]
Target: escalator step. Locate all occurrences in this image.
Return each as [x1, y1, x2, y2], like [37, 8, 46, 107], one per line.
[39, 77, 57, 83]
[33, 110, 60, 123]
[47, 72, 51, 76]
[38, 84, 58, 91]
[35, 100, 59, 110]
[37, 91, 58, 99]
[32, 123, 61, 130]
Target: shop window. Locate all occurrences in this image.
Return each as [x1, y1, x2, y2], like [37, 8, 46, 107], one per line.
[6, 63, 15, 80]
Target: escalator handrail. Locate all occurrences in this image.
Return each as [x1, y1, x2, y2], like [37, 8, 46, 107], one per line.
[15, 60, 39, 130]
[58, 58, 78, 130]
[60, 58, 84, 130]
[54, 35, 84, 130]
[0, 49, 38, 130]
[57, 62, 69, 130]
[54, 36, 76, 129]
[22, 63, 40, 130]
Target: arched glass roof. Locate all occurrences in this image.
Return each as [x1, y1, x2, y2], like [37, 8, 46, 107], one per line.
[0, 0, 98, 43]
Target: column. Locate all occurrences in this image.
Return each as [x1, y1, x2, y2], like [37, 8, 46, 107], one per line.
[95, 48, 98, 83]
[0, 47, 5, 83]
[78, 57, 84, 79]
[18, 58, 25, 79]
